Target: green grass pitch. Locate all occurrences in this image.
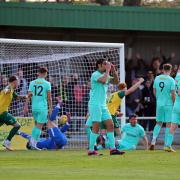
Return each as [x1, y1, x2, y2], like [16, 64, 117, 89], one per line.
[0, 150, 180, 180]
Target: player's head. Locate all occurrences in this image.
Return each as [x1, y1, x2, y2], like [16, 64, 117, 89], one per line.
[129, 114, 138, 127]
[151, 57, 161, 69]
[163, 64, 172, 74]
[118, 82, 127, 91]
[38, 67, 48, 78]
[9, 75, 18, 89]
[96, 58, 108, 72]
[26, 141, 32, 150]
[2, 77, 8, 86]
[96, 135, 106, 148]
[178, 65, 180, 73]
[145, 80, 151, 88]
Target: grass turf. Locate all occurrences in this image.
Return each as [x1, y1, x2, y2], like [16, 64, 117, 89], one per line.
[0, 150, 180, 180]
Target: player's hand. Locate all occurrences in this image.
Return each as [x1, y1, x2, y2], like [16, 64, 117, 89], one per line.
[66, 112, 71, 123]
[4, 89, 11, 94]
[134, 99, 140, 103]
[56, 96, 63, 105]
[23, 106, 29, 115]
[21, 95, 28, 100]
[139, 78, 144, 83]
[48, 108, 52, 116]
[105, 61, 111, 72]
[118, 112, 123, 117]
[110, 63, 116, 72]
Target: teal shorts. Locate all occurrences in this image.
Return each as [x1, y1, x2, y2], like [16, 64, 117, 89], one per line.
[32, 110, 48, 124]
[116, 140, 136, 151]
[0, 112, 17, 126]
[88, 105, 112, 123]
[100, 115, 120, 129]
[156, 105, 173, 123]
[171, 112, 180, 125]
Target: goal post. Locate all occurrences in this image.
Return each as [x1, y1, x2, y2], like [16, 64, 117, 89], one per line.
[0, 38, 125, 149]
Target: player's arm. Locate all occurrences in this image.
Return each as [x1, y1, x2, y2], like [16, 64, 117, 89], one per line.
[97, 62, 111, 84]
[15, 93, 28, 101]
[24, 82, 33, 115]
[171, 90, 176, 103]
[12, 91, 27, 101]
[153, 88, 156, 96]
[171, 79, 176, 103]
[23, 91, 33, 115]
[125, 78, 144, 96]
[153, 77, 157, 96]
[142, 135, 149, 150]
[47, 90, 52, 115]
[109, 64, 119, 85]
[178, 86, 180, 96]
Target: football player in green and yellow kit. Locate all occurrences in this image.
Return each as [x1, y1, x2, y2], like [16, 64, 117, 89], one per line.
[0, 76, 27, 150]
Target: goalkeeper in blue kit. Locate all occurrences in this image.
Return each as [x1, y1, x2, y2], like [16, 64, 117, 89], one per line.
[19, 102, 70, 150]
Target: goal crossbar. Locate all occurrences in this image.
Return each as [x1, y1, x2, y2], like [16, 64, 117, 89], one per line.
[0, 38, 124, 48]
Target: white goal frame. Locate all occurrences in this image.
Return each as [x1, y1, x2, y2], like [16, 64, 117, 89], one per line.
[0, 38, 126, 127]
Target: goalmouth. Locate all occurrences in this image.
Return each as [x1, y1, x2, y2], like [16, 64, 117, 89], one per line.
[0, 38, 125, 149]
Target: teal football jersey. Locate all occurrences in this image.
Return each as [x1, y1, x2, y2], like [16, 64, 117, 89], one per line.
[121, 123, 145, 147]
[89, 71, 110, 106]
[29, 78, 51, 111]
[173, 80, 180, 114]
[153, 74, 175, 106]
[175, 72, 180, 81]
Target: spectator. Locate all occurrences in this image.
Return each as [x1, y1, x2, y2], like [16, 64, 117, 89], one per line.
[146, 70, 154, 84]
[150, 57, 162, 76]
[59, 75, 69, 115]
[66, 73, 78, 115]
[13, 69, 28, 116]
[81, 81, 91, 116]
[16, 69, 28, 96]
[171, 64, 179, 78]
[141, 80, 156, 131]
[49, 76, 59, 106]
[161, 51, 176, 69]
[125, 57, 136, 88]
[126, 79, 143, 116]
[1, 76, 8, 89]
[134, 53, 149, 78]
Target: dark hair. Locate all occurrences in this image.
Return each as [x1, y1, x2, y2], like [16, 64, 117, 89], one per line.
[26, 141, 32, 150]
[96, 135, 106, 148]
[9, 75, 18, 83]
[38, 67, 48, 74]
[163, 64, 172, 71]
[151, 57, 161, 68]
[96, 59, 106, 69]
[129, 114, 138, 120]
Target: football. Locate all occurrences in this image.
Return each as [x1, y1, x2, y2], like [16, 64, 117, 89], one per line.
[59, 115, 68, 125]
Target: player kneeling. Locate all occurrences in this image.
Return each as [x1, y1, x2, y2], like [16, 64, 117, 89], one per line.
[95, 114, 148, 151]
[18, 103, 70, 150]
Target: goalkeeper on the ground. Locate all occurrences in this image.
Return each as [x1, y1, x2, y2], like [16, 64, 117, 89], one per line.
[18, 102, 70, 150]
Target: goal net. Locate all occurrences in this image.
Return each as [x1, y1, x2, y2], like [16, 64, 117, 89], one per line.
[0, 38, 125, 149]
